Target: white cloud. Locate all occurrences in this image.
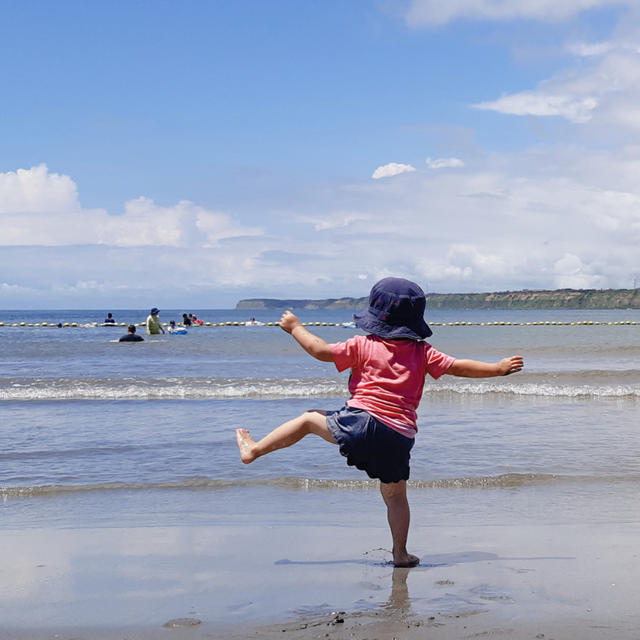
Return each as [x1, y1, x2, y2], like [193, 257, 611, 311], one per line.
[236, 147, 640, 300]
[0, 165, 262, 248]
[0, 164, 79, 214]
[405, 0, 628, 27]
[474, 93, 598, 123]
[566, 41, 615, 57]
[371, 162, 416, 179]
[0, 282, 31, 294]
[553, 253, 608, 289]
[2, 145, 640, 307]
[425, 157, 465, 169]
[334, 149, 640, 292]
[472, 30, 640, 131]
[298, 210, 371, 231]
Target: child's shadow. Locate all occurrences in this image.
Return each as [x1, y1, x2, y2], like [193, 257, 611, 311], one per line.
[275, 550, 573, 568]
[275, 550, 495, 568]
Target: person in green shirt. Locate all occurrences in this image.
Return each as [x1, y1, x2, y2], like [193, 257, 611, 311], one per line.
[146, 308, 165, 335]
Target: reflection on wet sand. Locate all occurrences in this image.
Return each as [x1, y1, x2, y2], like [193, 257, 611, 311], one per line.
[2, 518, 640, 639]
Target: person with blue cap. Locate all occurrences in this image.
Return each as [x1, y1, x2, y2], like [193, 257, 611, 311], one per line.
[236, 277, 523, 567]
[145, 308, 165, 335]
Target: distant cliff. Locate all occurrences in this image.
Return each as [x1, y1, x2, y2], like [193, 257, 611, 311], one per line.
[236, 289, 640, 310]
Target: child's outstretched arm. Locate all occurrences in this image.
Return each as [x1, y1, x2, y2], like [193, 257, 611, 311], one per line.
[279, 310, 334, 362]
[446, 355, 523, 378]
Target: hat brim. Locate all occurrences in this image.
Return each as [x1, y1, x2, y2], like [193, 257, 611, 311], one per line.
[353, 310, 432, 340]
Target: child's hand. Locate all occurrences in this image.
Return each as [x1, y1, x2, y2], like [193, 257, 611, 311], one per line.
[279, 310, 301, 334]
[498, 356, 524, 376]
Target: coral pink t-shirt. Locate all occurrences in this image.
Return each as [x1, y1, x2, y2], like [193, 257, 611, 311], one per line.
[330, 334, 455, 438]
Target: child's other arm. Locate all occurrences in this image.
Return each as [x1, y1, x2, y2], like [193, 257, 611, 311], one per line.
[279, 311, 334, 362]
[445, 355, 523, 378]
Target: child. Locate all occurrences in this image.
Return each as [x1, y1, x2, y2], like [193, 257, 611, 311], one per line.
[236, 277, 523, 567]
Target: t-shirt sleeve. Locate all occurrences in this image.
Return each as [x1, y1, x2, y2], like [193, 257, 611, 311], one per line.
[425, 345, 456, 379]
[329, 336, 361, 373]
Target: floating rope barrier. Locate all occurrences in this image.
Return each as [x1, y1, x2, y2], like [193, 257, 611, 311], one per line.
[0, 320, 638, 328]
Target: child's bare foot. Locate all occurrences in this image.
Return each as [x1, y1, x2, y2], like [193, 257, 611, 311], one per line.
[393, 552, 420, 568]
[236, 428, 257, 463]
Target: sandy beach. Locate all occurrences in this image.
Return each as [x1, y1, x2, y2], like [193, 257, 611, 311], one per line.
[2, 509, 639, 640]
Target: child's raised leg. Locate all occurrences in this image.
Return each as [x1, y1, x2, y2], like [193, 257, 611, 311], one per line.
[380, 480, 419, 568]
[236, 410, 336, 464]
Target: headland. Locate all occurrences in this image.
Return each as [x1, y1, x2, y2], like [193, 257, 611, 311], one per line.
[236, 288, 640, 310]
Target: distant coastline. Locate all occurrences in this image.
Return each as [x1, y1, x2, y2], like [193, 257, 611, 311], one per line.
[236, 288, 640, 310]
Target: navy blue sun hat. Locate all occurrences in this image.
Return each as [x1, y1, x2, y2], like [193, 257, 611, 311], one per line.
[353, 277, 432, 340]
[150, 307, 160, 315]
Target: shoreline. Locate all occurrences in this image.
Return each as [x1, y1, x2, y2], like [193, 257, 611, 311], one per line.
[2, 516, 639, 639]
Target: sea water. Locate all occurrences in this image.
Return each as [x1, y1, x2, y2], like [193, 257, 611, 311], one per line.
[1, 307, 640, 517]
[1, 307, 640, 628]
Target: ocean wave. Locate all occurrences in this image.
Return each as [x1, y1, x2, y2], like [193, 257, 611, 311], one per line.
[428, 381, 640, 398]
[0, 377, 346, 401]
[1, 374, 639, 401]
[1, 473, 631, 498]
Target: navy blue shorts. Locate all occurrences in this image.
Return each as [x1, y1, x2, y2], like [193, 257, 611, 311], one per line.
[326, 406, 414, 484]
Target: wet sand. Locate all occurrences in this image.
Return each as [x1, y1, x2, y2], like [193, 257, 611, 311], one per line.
[1, 515, 639, 639]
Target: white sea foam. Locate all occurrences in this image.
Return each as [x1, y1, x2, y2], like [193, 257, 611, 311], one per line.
[2, 472, 634, 499]
[2, 372, 639, 401]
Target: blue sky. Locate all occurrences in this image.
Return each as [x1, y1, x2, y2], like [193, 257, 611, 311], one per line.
[1, 0, 639, 308]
